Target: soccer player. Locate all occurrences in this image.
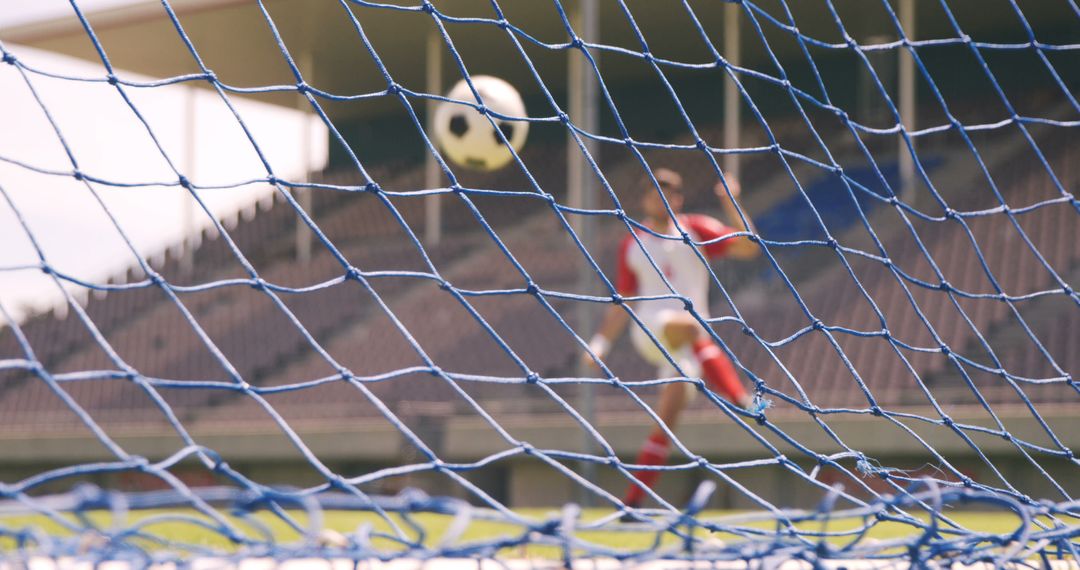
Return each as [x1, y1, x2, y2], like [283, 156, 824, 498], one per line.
[583, 167, 759, 510]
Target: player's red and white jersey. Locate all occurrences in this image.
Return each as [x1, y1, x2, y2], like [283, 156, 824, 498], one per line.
[615, 214, 734, 319]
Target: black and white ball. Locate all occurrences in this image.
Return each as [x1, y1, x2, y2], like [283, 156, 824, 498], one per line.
[433, 76, 528, 172]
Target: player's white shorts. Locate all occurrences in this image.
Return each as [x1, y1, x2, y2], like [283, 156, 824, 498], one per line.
[629, 309, 701, 400]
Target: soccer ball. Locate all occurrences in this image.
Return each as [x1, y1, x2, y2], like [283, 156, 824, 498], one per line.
[433, 75, 528, 172]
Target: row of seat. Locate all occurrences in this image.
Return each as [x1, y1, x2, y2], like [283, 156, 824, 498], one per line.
[0, 110, 1074, 435]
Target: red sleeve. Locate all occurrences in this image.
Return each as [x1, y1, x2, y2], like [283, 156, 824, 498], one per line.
[682, 214, 734, 259]
[615, 234, 638, 296]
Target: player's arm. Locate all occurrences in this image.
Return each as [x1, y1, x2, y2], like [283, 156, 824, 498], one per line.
[582, 236, 637, 367]
[714, 176, 760, 260]
[584, 304, 631, 365]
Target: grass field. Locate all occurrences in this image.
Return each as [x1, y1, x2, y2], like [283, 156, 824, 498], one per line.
[4, 507, 1066, 559]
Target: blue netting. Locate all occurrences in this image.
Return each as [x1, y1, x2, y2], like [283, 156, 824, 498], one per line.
[0, 0, 1078, 566]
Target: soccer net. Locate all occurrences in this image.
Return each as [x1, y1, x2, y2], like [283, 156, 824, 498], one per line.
[0, 0, 1078, 567]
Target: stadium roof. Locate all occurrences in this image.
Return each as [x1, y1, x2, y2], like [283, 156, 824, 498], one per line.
[4, 0, 1072, 120]
[0, 0, 719, 119]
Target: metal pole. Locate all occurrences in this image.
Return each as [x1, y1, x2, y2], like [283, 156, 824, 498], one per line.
[296, 50, 314, 265]
[569, 0, 600, 506]
[722, 2, 741, 182]
[180, 84, 197, 278]
[425, 28, 443, 246]
[567, 7, 598, 238]
[898, 0, 916, 202]
[718, 3, 741, 301]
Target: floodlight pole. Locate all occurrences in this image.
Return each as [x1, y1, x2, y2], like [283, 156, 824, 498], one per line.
[723, 2, 741, 182]
[181, 83, 197, 278]
[569, 0, 600, 506]
[717, 4, 741, 309]
[425, 28, 443, 246]
[899, 0, 916, 202]
[296, 50, 314, 265]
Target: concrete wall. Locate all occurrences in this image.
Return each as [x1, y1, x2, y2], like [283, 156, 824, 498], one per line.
[3, 407, 1077, 513]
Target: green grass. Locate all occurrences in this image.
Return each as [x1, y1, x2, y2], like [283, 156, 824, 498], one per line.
[1, 508, 1068, 559]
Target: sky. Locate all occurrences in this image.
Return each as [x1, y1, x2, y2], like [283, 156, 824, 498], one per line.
[0, 2, 329, 323]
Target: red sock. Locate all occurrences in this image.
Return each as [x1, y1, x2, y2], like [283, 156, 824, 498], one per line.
[622, 432, 670, 506]
[693, 338, 750, 407]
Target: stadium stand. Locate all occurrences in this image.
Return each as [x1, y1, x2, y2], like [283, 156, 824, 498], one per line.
[1, 104, 1075, 440]
[720, 127, 1077, 409]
